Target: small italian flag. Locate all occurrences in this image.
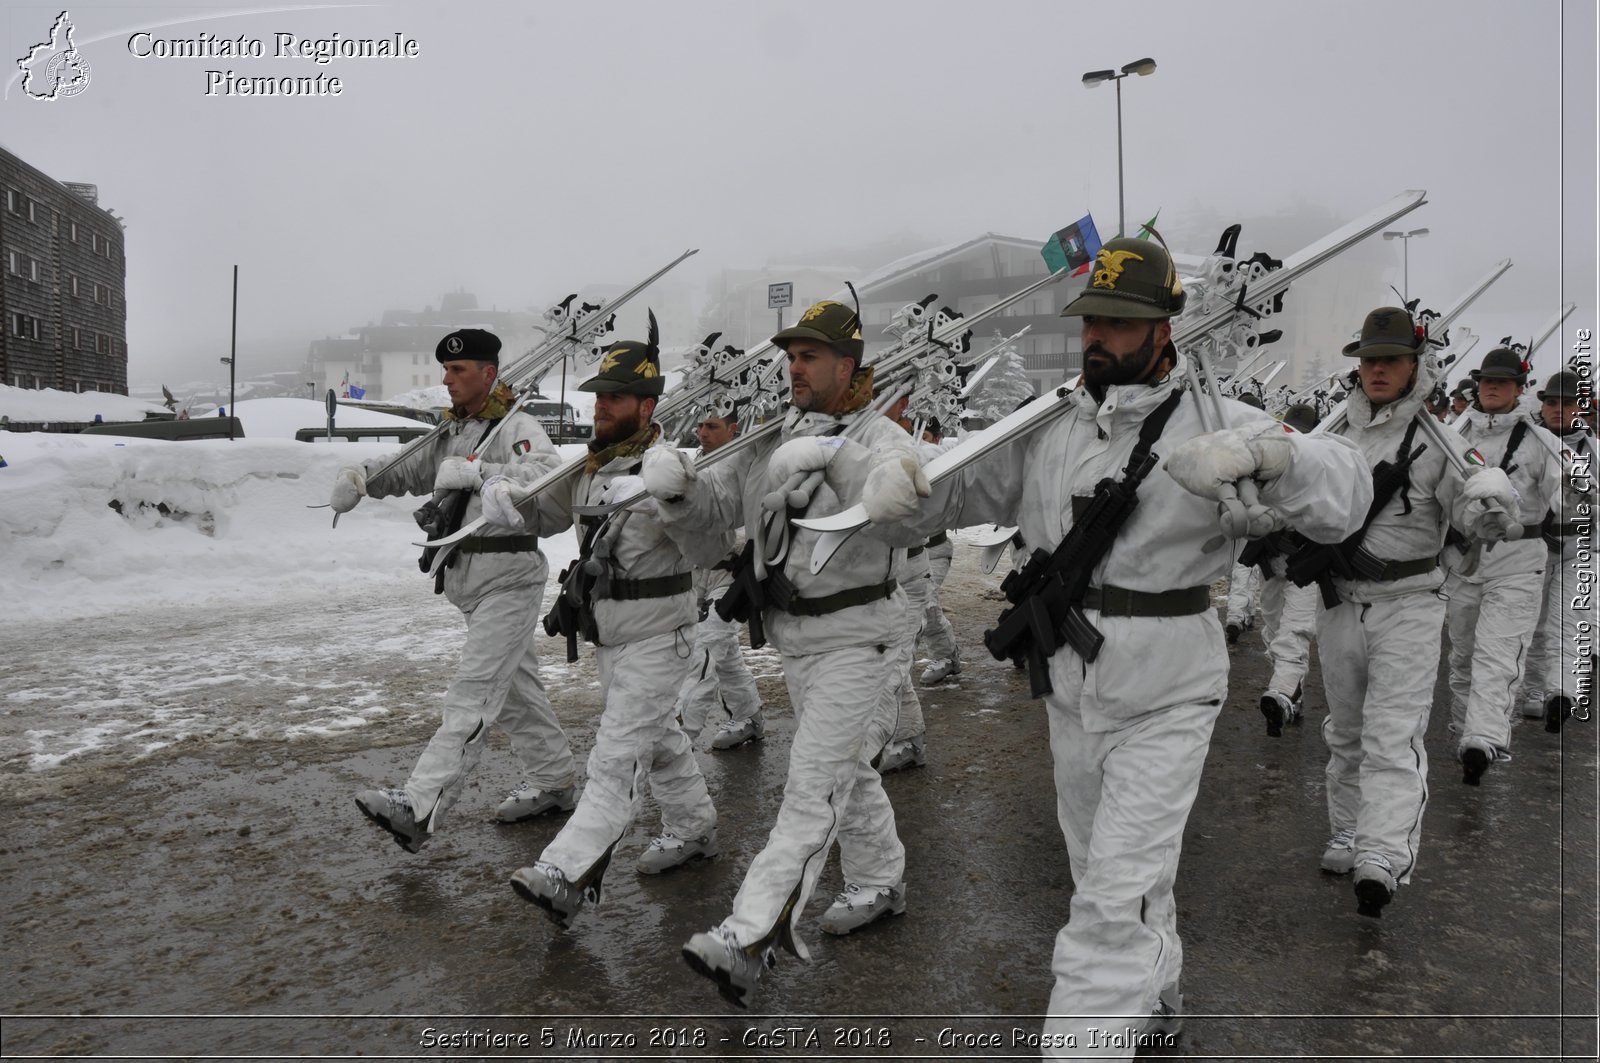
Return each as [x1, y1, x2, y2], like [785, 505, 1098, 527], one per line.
[512, 439, 532, 456]
[1465, 448, 1487, 466]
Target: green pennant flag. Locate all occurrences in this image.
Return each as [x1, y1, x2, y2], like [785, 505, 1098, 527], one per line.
[1135, 210, 1161, 240]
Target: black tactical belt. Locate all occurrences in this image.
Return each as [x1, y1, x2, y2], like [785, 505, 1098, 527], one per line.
[906, 545, 925, 558]
[1081, 584, 1210, 617]
[602, 572, 693, 601]
[1552, 521, 1588, 537]
[779, 578, 898, 618]
[1349, 548, 1438, 582]
[458, 534, 540, 554]
[926, 531, 949, 548]
[1518, 522, 1545, 539]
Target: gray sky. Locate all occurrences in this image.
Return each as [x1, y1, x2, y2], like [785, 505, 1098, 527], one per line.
[3, 0, 1594, 387]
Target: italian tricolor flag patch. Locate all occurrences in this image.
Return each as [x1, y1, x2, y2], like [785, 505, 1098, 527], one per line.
[1465, 448, 1487, 466]
[513, 439, 532, 456]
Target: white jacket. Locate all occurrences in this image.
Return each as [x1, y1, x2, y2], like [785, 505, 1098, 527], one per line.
[1333, 381, 1480, 601]
[658, 404, 919, 655]
[363, 407, 560, 613]
[1452, 406, 1564, 579]
[918, 352, 1371, 729]
[525, 444, 698, 647]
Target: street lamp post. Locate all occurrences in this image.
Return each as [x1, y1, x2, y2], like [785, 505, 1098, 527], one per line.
[1082, 58, 1158, 238]
[1381, 228, 1429, 302]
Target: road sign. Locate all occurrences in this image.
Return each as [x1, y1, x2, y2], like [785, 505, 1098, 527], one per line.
[767, 282, 793, 310]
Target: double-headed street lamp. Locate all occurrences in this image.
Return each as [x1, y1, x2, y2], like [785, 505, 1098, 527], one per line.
[1382, 227, 1429, 302]
[1082, 57, 1158, 238]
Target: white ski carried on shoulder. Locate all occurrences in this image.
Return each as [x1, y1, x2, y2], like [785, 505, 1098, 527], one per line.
[795, 188, 1430, 573]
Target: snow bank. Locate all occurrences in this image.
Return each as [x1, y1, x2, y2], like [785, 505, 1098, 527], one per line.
[0, 428, 583, 625]
[0, 383, 167, 423]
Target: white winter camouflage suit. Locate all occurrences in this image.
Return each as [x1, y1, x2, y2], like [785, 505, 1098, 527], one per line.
[918, 529, 960, 665]
[360, 407, 577, 831]
[886, 542, 929, 745]
[521, 437, 716, 890]
[655, 402, 919, 959]
[1316, 372, 1484, 888]
[1520, 427, 1597, 715]
[1257, 559, 1320, 701]
[914, 353, 1369, 1058]
[1444, 407, 1563, 757]
[676, 527, 762, 741]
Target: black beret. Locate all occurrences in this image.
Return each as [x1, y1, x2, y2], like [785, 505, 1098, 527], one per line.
[435, 328, 501, 364]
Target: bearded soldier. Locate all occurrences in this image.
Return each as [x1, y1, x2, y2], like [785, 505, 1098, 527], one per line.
[639, 299, 923, 1008]
[873, 237, 1372, 1056]
[487, 325, 721, 926]
[1520, 369, 1598, 727]
[1295, 308, 1519, 917]
[1443, 347, 1564, 782]
[338, 328, 579, 852]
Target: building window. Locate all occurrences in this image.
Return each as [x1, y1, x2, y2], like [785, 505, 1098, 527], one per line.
[11, 312, 41, 340]
[94, 282, 110, 306]
[96, 333, 110, 355]
[26, 199, 36, 223]
[5, 189, 18, 214]
[90, 231, 100, 254]
[5, 249, 16, 274]
[29, 258, 40, 282]
[70, 221, 78, 243]
[72, 326, 82, 349]
[68, 274, 79, 297]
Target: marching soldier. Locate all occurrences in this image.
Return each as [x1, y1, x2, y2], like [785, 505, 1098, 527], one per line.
[338, 328, 580, 852]
[486, 322, 722, 926]
[640, 299, 923, 1007]
[1520, 369, 1598, 726]
[674, 413, 767, 750]
[874, 238, 1372, 1056]
[1443, 347, 1563, 782]
[1294, 308, 1519, 917]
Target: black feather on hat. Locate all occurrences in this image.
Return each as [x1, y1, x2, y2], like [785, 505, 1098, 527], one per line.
[580, 309, 665, 396]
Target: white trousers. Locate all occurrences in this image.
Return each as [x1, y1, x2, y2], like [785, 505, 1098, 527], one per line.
[541, 627, 713, 886]
[1041, 689, 1219, 1060]
[719, 643, 902, 958]
[890, 574, 931, 743]
[676, 591, 762, 740]
[1258, 575, 1319, 698]
[405, 584, 576, 830]
[918, 551, 960, 663]
[1446, 568, 1545, 754]
[1520, 544, 1596, 712]
[1318, 592, 1443, 883]
[1225, 563, 1261, 626]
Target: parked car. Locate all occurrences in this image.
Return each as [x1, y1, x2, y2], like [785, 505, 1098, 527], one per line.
[524, 398, 592, 443]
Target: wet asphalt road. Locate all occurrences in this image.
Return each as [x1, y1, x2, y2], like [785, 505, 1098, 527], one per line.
[1, 551, 1595, 1060]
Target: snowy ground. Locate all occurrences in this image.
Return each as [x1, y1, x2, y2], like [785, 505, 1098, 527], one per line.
[0, 405, 587, 775]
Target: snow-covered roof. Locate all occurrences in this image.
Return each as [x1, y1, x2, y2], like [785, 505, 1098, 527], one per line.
[854, 233, 1042, 293]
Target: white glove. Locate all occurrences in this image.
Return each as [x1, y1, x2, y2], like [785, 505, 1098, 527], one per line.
[766, 436, 843, 492]
[434, 456, 481, 492]
[329, 464, 367, 514]
[641, 446, 696, 502]
[480, 474, 525, 531]
[606, 474, 657, 516]
[862, 455, 931, 524]
[1461, 467, 1520, 541]
[1163, 423, 1293, 501]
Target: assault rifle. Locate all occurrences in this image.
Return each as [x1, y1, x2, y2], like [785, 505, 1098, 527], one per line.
[983, 448, 1161, 699]
[713, 539, 768, 650]
[1284, 440, 1429, 607]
